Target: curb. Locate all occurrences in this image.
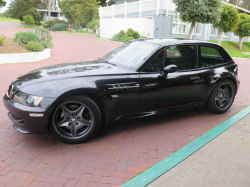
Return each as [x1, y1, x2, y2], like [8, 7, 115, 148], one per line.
[121, 105, 250, 187]
[95, 37, 124, 44]
[0, 48, 51, 64]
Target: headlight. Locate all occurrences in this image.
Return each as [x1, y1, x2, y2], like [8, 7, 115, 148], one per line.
[13, 92, 44, 107]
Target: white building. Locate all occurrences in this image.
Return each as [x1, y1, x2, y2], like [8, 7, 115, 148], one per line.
[99, 0, 250, 42]
[38, 0, 67, 22]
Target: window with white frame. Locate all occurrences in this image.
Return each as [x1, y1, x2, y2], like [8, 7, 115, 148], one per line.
[223, 32, 229, 37]
[210, 26, 217, 36]
[193, 23, 202, 35]
[172, 19, 187, 34]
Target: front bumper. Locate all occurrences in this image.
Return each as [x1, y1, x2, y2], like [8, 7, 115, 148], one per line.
[3, 94, 52, 134]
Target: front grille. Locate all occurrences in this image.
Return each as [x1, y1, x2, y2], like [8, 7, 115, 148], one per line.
[6, 84, 14, 99]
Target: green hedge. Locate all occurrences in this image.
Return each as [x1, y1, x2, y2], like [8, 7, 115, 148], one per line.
[52, 23, 68, 31]
[44, 19, 68, 29]
[112, 28, 146, 42]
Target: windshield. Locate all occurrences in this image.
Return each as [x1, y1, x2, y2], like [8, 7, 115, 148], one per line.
[101, 41, 159, 69]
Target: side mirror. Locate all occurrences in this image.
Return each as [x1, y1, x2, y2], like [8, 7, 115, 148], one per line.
[163, 65, 178, 73]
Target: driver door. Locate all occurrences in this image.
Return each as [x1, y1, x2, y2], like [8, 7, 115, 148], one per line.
[139, 45, 204, 111]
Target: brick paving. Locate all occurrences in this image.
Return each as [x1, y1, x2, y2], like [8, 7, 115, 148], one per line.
[0, 22, 250, 186]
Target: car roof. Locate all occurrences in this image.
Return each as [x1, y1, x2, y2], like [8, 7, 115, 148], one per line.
[135, 38, 221, 47]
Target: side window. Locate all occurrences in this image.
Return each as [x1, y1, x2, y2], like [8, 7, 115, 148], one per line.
[143, 51, 164, 72]
[165, 45, 197, 71]
[199, 46, 226, 68]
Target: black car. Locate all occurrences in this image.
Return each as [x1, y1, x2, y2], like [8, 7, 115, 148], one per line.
[3, 39, 240, 143]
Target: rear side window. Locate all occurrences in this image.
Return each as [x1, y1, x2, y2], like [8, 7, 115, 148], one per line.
[199, 46, 227, 68]
[165, 45, 198, 71]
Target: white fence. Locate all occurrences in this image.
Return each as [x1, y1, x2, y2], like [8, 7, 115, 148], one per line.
[100, 18, 154, 39]
[99, 0, 176, 18]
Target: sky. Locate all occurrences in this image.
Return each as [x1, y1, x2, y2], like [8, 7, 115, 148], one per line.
[0, 0, 11, 13]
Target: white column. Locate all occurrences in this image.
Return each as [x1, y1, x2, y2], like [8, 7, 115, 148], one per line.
[98, 8, 101, 19]
[204, 24, 207, 41]
[166, 0, 169, 16]
[140, 0, 142, 17]
[157, 0, 160, 16]
[124, 1, 127, 18]
[112, 5, 114, 19]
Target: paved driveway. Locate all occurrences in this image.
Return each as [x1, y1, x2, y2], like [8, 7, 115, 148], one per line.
[0, 22, 250, 187]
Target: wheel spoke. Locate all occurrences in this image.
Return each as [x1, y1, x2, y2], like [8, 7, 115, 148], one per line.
[61, 105, 72, 116]
[56, 121, 70, 127]
[78, 120, 92, 128]
[69, 125, 78, 137]
[218, 98, 223, 106]
[218, 88, 223, 94]
[223, 96, 229, 101]
[74, 105, 85, 116]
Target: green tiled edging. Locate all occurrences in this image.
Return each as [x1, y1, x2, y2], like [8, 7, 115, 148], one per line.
[121, 105, 250, 187]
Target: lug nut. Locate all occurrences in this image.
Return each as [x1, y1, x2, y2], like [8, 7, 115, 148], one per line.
[69, 122, 72, 126]
[75, 122, 79, 125]
[72, 113, 75, 116]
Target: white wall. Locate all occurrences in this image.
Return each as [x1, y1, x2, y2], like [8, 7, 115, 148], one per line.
[100, 18, 154, 39]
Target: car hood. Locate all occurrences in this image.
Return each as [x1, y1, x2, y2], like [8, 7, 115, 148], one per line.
[11, 61, 134, 89]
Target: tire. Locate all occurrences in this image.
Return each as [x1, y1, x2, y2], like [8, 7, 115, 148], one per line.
[50, 95, 101, 144]
[206, 79, 235, 114]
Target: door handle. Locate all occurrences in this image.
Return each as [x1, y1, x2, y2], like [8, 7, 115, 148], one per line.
[190, 76, 200, 81]
[144, 83, 157, 87]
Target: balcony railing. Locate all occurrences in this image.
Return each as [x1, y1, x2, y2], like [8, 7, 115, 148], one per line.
[99, 0, 176, 18]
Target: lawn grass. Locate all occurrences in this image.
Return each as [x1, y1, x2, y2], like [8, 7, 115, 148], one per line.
[0, 17, 21, 23]
[18, 25, 35, 29]
[63, 30, 94, 34]
[208, 40, 250, 58]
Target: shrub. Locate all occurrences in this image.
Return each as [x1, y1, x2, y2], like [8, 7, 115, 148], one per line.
[87, 19, 99, 32]
[112, 30, 126, 41]
[25, 41, 44, 52]
[133, 31, 140, 39]
[139, 36, 147, 38]
[44, 19, 68, 29]
[14, 31, 40, 44]
[126, 28, 140, 39]
[121, 36, 134, 43]
[27, 8, 42, 25]
[112, 29, 142, 42]
[34, 27, 53, 48]
[23, 15, 35, 26]
[52, 23, 68, 31]
[0, 35, 6, 46]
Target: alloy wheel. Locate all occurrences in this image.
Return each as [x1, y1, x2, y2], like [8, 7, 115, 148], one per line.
[53, 101, 94, 139]
[215, 83, 233, 110]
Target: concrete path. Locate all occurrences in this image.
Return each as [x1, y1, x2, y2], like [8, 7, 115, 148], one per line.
[0, 22, 250, 187]
[148, 114, 250, 187]
[241, 52, 250, 55]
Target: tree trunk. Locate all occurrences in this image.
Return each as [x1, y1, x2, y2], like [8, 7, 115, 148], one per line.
[239, 37, 243, 50]
[48, 0, 51, 21]
[187, 21, 196, 39]
[218, 28, 223, 45]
